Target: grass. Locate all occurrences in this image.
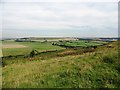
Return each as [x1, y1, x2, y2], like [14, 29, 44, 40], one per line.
[2, 40, 64, 57]
[2, 40, 106, 57]
[2, 41, 120, 88]
[56, 40, 108, 47]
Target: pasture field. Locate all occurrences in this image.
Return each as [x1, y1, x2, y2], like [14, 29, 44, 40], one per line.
[2, 40, 64, 57]
[2, 40, 107, 57]
[2, 40, 120, 88]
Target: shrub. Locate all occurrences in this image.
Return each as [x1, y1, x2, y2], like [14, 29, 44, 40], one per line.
[2, 61, 7, 67]
[102, 56, 114, 63]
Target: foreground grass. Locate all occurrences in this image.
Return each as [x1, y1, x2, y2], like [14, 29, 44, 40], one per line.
[2, 41, 120, 88]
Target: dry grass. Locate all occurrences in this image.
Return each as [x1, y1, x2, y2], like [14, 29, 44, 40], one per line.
[2, 44, 27, 49]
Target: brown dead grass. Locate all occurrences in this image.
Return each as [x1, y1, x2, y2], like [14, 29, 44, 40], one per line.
[2, 44, 27, 48]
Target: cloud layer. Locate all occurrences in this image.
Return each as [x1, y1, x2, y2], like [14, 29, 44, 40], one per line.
[1, 1, 118, 38]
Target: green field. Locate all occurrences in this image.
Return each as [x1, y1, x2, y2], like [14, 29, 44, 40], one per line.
[2, 40, 120, 88]
[2, 40, 64, 57]
[2, 40, 108, 57]
[55, 40, 108, 47]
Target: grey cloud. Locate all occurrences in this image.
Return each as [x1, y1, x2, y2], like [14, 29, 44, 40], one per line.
[1, 1, 118, 38]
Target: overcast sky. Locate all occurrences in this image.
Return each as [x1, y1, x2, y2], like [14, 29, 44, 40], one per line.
[1, 0, 118, 38]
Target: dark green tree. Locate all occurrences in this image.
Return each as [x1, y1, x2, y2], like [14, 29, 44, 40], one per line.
[30, 50, 35, 57]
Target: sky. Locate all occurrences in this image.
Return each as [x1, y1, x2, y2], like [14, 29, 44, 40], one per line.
[0, 0, 119, 38]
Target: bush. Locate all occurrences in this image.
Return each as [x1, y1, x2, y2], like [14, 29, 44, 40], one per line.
[102, 56, 114, 63]
[2, 61, 7, 67]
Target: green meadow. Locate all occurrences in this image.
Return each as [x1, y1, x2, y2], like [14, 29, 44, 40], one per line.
[2, 40, 64, 57]
[2, 39, 120, 88]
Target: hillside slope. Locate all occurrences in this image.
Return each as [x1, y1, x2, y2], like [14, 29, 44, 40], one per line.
[2, 41, 120, 88]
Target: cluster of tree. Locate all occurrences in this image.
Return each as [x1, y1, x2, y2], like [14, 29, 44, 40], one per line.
[52, 42, 98, 49]
[15, 38, 39, 42]
[15, 39, 31, 42]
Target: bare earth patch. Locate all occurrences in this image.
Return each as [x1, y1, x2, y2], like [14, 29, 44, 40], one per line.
[2, 44, 27, 48]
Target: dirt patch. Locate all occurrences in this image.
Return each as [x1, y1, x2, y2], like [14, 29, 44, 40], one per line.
[2, 44, 27, 48]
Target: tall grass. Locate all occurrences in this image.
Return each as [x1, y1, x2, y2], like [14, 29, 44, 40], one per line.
[2, 41, 119, 88]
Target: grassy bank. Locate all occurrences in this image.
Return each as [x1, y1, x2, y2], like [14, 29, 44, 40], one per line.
[2, 41, 119, 88]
